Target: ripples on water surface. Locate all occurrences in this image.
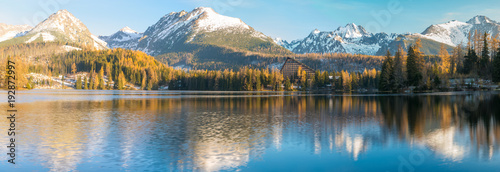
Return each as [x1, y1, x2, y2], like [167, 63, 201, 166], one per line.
[0, 90, 499, 171]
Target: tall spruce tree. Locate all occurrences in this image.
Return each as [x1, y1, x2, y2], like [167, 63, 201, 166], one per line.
[493, 47, 500, 83]
[76, 76, 82, 89]
[84, 77, 88, 89]
[480, 32, 490, 77]
[98, 67, 105, 90]
[407, 46, 422, 86]
[392, 46, 405, 91]
[89, 74, 94, 90]
[118, 71, 125, 90]
[379, 50, 393, 91]
[464, 48, 479, 74]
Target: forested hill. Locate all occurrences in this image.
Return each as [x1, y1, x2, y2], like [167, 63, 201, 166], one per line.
[49, 48, 168, 90]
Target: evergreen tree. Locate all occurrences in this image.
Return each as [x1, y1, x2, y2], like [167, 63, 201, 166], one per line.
[106, 63, 112, 89]
[407, 45, 422, 86]
[75, 76, 82, 89]
[89, 75, 94, 90]
[284, 77, 292, 91]
[141, 70, 147, 90]
[392, 46, 405, 91]
[463, 48, 479, 74]
[493, 47, 500, 83]
[379, 50, 393, 91]
[61, 75, 65, 89]
[433, 75, 441, 89]
[98, 67, 105, 90]
[118, 71, 125, 90]
[84, 77, 88, 89]
[453, 44, 465, 74]
[480, 32, 490, 77]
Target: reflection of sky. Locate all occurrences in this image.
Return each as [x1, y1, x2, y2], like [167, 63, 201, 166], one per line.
[1, 91, 500, 171]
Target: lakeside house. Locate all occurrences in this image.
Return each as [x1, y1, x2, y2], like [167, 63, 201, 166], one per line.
[280, 57, 315, 79]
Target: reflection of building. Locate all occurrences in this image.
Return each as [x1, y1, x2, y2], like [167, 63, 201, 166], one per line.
[280, 57, 315, 79]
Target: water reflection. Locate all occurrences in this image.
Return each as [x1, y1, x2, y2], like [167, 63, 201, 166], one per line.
[0, 91, 499, 171]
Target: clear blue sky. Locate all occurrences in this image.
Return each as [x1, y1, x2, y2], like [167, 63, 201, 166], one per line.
[1, 0, 499, 40]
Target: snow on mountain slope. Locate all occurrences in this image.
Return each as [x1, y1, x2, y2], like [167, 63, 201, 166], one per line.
[23, 9, 107, 50]
[0, 23, 32, 42]
[193, 7, 250, 32]
[127, 7, 279, 56]
[419, 20, 472, 46]
[99, 26, 143, 49]
[278, 23, 398, 55]
[278, 15, 500, 55]
[25, 32, 56, 43]
[334, 23, 370, 38]
[120, 26, 139, 34]
[420, 15, 500, 46]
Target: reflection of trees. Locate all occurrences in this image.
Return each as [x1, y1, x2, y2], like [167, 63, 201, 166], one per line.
[379, 93, 500, 161]
[11, 92, 500, 171]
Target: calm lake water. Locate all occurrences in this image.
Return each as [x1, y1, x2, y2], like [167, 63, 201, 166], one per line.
[1, 90, 500, 171]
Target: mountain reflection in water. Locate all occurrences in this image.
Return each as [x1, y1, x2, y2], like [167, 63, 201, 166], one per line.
[0, 91, 499, 171]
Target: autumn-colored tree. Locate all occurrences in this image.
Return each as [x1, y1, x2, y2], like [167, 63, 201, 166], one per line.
[71, 63, 77, 74]
[439, 44, 451, 75]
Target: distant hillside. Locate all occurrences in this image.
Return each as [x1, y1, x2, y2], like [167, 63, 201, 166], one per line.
[0, 10, 107, 50]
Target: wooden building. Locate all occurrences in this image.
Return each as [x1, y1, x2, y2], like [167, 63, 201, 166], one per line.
[280, 57, 315, 79]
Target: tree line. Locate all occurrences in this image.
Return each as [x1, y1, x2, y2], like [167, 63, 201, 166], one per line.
[379, 31, 500, 92]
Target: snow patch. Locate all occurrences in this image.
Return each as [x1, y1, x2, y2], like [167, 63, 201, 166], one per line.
[119, 26, 138, 34]
[421, 20, 472, 46]
[25, 32, 55, 43]
[0, 24, 32, 42]
[0, 31, 21, 42]
[91, 34, 108, 50]
[62, 45, 82, 51]
[195, 7, 250, 32]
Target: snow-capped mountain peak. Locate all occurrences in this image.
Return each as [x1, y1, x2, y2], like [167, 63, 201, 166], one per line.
[467, 15, 497, 25]
[335, 23, 370, 38]
[24, 9, 107, 49]
[420, 15, 500, 46]
[99, 26, 143, 49]
[281, 15, 500, 56]
[191, 7, 250, 32]
[312, 29, 321, 34]
[279, 23, 397, 55]
[30, 9, 86, 34]
[420, 20, 471, 46]
[119, 26, 138, 34]
[126, 7, 275, 56]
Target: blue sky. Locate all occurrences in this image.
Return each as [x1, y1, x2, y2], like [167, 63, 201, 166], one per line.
[1, 0, 500, 40]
